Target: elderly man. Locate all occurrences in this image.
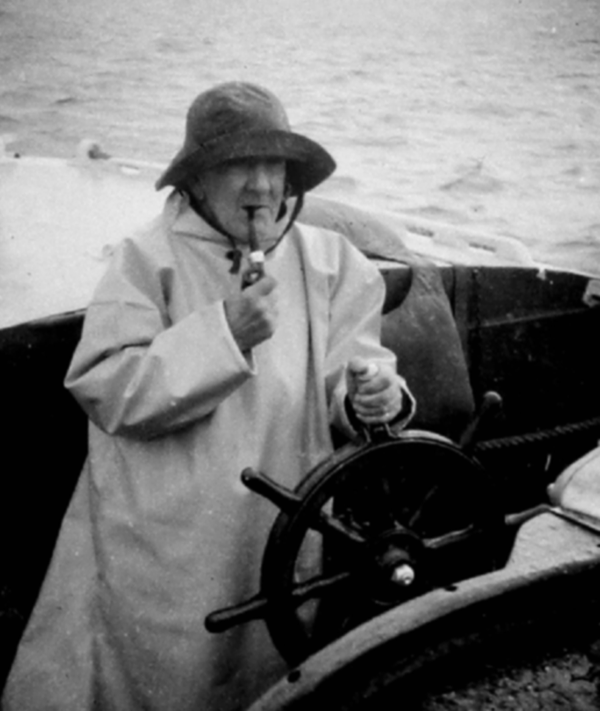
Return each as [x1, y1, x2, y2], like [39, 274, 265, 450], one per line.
[3, 82, 413, 711]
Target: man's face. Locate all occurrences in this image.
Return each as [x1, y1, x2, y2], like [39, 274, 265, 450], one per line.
[194, 158, 287, 244]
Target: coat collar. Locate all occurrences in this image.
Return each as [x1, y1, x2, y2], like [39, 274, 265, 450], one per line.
[166, 191, 227, 246]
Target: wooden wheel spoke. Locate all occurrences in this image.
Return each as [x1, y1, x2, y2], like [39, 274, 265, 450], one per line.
[407, 483, 443, 529]
[286, 569, 355, 607]
[423, 524, 479, 551]
[310, 509, 368, 546]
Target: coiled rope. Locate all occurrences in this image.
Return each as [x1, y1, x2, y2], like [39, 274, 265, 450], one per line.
[473, 415, 600, 453]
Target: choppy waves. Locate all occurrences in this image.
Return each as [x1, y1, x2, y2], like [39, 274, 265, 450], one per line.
[1, 0, 599, 273]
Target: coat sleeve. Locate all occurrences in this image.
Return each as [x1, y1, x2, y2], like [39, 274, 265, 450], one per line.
[64, 238, 254, 439]
[323, 237, 415, 437]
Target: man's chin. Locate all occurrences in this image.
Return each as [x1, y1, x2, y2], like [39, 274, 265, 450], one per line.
[231, 218, 278, 245]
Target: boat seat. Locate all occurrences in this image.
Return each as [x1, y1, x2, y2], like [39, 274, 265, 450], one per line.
[300, 195, 475, 441]
[380, 258, 474, 441]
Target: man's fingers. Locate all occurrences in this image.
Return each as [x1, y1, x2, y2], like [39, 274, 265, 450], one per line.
[246, 274, 277, 297]
[224, 275, 279, 352]
[347, 357, 378, 381]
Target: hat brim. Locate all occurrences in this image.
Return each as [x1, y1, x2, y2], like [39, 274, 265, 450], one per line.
[155, 129, 336, 195]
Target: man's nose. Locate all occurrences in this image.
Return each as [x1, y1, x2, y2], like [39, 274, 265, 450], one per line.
[246, 163, 272, 192]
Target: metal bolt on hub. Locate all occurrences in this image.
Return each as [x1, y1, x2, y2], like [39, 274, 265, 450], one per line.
[391, 564, 416, 587]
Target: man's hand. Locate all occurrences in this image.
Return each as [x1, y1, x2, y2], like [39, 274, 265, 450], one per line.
[346, 356, 403, 425]
[224, 276, 278, 353]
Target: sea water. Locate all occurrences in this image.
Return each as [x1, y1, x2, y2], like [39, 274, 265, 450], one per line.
[1, 0, 599, 274]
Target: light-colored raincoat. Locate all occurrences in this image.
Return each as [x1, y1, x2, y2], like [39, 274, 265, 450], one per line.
[3, 193, 411, 711]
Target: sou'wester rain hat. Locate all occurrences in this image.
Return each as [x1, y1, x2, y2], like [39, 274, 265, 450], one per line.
[156, 82, 336, 195]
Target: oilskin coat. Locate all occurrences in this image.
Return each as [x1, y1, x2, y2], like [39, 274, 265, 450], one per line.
[2, 192, 409, 711]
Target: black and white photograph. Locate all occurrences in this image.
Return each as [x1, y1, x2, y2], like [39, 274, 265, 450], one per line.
[1, 0, 600, 708]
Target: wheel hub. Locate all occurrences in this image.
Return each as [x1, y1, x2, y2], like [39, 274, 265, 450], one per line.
[366, 527, 423, 605]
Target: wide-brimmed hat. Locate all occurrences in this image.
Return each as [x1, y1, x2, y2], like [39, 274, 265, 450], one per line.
[155, 82, 336, 195]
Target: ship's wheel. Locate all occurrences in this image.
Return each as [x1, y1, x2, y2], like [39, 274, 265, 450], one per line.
[206, 428, 509, 665]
